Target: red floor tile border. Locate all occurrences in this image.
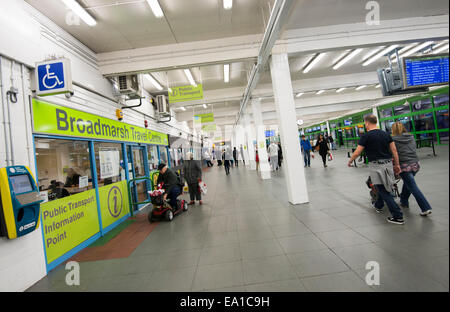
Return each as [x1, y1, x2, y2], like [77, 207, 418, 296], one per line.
[69, 214, 159, 262]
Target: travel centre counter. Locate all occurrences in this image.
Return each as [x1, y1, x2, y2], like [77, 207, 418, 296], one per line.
[32, 99, 170, 271]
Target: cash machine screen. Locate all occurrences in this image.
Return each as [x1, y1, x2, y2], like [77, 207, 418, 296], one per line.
[10, 175, 33, 194]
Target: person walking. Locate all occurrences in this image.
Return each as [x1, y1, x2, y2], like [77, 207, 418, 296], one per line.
[268, 141, 279, 171]
[223, 149, 231, 175]
[255, 150, 260, 171]
[392, 122, 432, 216]
[300, 135, 312, 167]
[182, 152, 203, 205]
[204, 150, 213, 167]
[233, 147, 238, 167]
[314, 134, 330, 168]
[277, 142, 283, 169]
[348, 115, 404, 225]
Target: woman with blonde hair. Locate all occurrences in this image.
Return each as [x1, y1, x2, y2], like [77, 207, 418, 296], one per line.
[392, 122, 432, 216]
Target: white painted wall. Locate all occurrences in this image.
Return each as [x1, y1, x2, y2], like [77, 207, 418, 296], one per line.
[0, 0, 192, 292]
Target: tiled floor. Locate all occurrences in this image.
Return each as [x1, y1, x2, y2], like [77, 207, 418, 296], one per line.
[27, 146, 449, 292]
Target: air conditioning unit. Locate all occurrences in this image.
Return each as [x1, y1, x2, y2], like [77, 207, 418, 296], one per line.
[117, 75, 139, 95]
[156, 95, 170, 116]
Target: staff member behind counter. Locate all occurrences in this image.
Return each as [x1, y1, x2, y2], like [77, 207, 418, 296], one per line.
[64, 168, 81, 187]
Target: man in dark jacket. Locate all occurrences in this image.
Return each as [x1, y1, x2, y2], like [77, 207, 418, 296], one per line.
[233, 147, 238, 167]
[183, 152, 203, 205]
[157, 163, 182, 210]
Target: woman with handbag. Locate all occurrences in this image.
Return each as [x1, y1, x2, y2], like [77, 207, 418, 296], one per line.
[314, 134, 330, 168]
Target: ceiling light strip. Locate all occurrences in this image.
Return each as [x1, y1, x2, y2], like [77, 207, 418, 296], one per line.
[400, 41, 434, 58]
[362, 45, 399, 66]
[333, 48, 363, 70]
[224, 64, 230, 83]
[61, 0, 97, 26]
[303, 53, 326, 73]
[144, 74, 163, 91]
[146, 0, 164, 18]
[184, 69, 197, 87]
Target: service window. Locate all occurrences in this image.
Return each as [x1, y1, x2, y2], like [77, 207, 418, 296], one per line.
[35, 138, 93, 202]
[412, 98, 432, 112]
[396, 116, 413, 133]
[94, 142, 125, 186]
[393, 102, 411, 116]
[436, 110, 449, 129]
[380, 108, 393, 118]
[147, 145, 159, 170]
[414, 112, 435, 131]
[434, 94, 449, 107]
[159, 147, 168, 165]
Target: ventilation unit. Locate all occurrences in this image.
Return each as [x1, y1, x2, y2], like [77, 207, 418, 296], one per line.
[155, 95, 171, 122]
[117, 75, 139, 95]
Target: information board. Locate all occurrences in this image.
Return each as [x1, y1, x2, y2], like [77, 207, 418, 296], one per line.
[403, 54, 449, 89]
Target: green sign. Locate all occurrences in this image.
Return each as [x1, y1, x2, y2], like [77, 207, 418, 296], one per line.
[98, 181, 130, 230]
[41, 190, 99, 264]
[195, 113, 214, 123]
[32, 99, 169, 146]
[201, 124, 217, 131]
[169, 84, 204, 102]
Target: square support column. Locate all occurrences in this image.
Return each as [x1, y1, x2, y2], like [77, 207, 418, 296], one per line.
[244, 114, 256, 170]
[270, 53, 309, 204]
[251, 98, 271, 179]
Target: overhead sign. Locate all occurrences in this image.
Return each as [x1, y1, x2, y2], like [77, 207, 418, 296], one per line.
[35, 58, 73, 96]
[32, 99, 169, 146]
[195, 113, 214, 123]
[403, 54, 449, 89]
[169, 84, 204, 103]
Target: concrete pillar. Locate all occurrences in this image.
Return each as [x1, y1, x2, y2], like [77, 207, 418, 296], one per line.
[251, 98, 271, 179]
[270, 53, 309, 204]
[372, 107, 380, 128]
[326, 121, 331, 137]
[244, 114, 256, 170]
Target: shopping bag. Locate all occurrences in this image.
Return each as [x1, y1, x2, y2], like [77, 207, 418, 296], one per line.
[183, 182, 189, 193]
[310, 152, 315, 159]
[328, 152, 333, 161]
[199, 180, 207, 195]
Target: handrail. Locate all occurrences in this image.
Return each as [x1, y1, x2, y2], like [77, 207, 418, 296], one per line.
[127, 177, 153, 216]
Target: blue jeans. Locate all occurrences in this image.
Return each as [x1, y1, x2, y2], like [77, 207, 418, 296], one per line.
[167, 185, 182, 209]
[303, 150, 311, 167]
[374, 184, 403, 219]
[400, 171, 432, 212]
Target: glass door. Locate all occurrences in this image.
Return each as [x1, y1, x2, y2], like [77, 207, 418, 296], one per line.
[127, 146, 149, 211]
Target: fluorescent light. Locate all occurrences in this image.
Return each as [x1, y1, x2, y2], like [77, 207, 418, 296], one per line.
[224, 64, 230, 83]
[296, 92, 304, 97]
[168, 88, 173, 93]
[336, 87, 346, 93]
[223, 0, 233, 10]
[362, 45, 399, 66]
[303, 53, 326, 73]
[180, 106, 186, 111]
[375, 84, 381, 88]
[146, 0, 164, 18]
[362, 46, 385, 61]
[333, 48, 363, 70]
[400, 41, 434, 58]
[144, 74, 163, 91]
[432, 43, 449, 54]
[316, 90, 325, 95]
[355, 85, 367, 91]
[203, 104, 207, 109]
[61, 0, 97, 26]
[184, 69, 197, 87]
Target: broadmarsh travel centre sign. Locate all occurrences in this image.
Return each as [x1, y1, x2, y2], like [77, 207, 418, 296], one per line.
[32, 99, 169, 146]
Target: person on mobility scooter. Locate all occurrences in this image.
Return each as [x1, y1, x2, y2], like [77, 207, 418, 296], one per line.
[148, 163, 186, 222]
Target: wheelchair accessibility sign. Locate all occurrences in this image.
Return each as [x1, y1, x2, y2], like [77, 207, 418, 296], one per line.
[35, 58, 73, 96]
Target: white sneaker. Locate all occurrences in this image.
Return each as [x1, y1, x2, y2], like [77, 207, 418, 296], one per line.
[420, 210, 432, 217]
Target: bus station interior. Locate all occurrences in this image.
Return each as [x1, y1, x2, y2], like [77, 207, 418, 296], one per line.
[0, 0, 449, 292]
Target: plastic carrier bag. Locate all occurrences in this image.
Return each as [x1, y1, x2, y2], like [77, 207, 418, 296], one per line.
[199, 180, 207, 195]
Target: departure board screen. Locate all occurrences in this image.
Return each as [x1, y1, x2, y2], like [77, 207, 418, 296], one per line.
[403, 54, 449, 89]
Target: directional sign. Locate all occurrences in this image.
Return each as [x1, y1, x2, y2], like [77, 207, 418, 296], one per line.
[35, 58, 73, 96]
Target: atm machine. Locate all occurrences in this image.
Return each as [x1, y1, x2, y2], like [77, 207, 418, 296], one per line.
[0, 166, 43, 239]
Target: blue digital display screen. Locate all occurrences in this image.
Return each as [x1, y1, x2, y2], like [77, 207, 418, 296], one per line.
[404, 55, 449, 88]
[265, 130, 275, 137]
[344, 120, 352, 126]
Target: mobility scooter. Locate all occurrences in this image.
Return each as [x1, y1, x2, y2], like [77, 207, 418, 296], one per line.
[148, 183, 187, 223]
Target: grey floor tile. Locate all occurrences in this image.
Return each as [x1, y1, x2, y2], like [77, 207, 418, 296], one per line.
[240, 239, 284, 260]
[242, 255, 297, 285]
[237, 227, 275, 243]
[192, 261, 244, 291]
[199, 244, 242, 266]
[146, 267, 197, 292]
[301, 271, 373, 292]
[158, 248, 202, 270]
[270, 220, 312, 238]
[203, 230, 240, 247]
[315, 228, 372, 248]
[278, 234, 328, 254]
[301, 217, 349, 233]
[288, 249, 350, 278]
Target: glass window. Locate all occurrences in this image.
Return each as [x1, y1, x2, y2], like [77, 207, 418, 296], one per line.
[132, 148, 146, 177]
[436, 109, 449, 129]
[94, 142, 125, 186]
[35, 138, 93, 202]
[393, 102, 411, 116]
[434, 94, 449, 107]
[380, 108, 393, 118]
[147, 145, 159, 170]
[330, 123, 336, 129]
[412, 98, 432, 112]
[439, 131, 449, 144]
[414, 112, 435, 131]
[416, 132, 437, 144]
[395, 116, 413, 133]
[159, 147, 168, 165]
[382, 120, 396, 134]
